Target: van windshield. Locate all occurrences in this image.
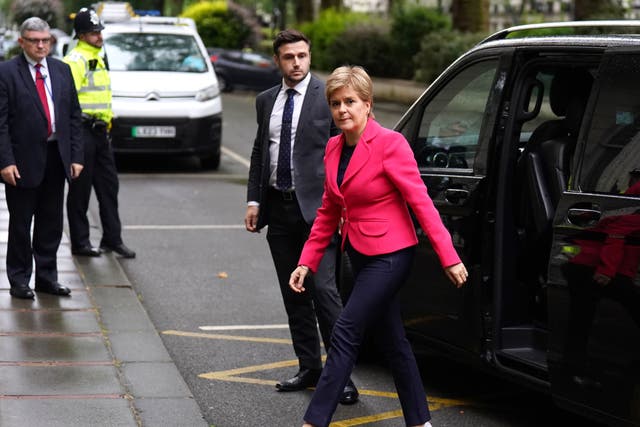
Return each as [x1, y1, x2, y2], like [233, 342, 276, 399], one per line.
[104, 32, 207, 73]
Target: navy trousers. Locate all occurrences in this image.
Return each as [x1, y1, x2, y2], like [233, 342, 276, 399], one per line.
[6, 142, 65, 288]
[304, 244, 430, 427]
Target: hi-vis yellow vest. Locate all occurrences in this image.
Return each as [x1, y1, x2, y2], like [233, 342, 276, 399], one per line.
[63, 40, 113, 123]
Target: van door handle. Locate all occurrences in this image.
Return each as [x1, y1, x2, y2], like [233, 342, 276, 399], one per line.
[567, 208, 601, 227]
[445, 188, 469, 204]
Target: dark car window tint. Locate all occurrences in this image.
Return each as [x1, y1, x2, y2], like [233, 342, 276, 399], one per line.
[412, 60, 498, 171]
[104, 33, 206, 72]
[578, 55, 640, 196]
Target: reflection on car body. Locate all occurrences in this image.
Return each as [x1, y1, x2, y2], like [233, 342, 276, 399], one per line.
[339, 21, 640, 427]
[208, 47, 281, 92]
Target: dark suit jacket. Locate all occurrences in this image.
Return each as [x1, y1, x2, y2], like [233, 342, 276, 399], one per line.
[0, 54, 83, 188]
[247, 74, 338, 230]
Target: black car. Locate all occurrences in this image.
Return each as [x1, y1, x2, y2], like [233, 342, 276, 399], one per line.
[341, 21, 640, 427]
[208, 47, 281, 93]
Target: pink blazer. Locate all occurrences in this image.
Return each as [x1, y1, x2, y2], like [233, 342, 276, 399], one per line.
[299, 118, 461, 272]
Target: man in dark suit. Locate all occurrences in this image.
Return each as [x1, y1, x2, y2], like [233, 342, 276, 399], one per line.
[244, 29, 358, 404]
[0, 17, 83, 299]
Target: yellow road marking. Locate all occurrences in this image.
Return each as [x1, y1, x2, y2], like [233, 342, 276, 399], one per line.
[162, 329, 292, 345]
[169, 330, 472, 425]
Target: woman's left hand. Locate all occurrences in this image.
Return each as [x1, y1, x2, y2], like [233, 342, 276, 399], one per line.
[445, 262, 468, 288]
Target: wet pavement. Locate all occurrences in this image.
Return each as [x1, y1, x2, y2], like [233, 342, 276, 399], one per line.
[0, 189, 206, 427]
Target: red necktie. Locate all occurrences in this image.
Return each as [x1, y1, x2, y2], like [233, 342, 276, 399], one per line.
[35, 64, 52, 137]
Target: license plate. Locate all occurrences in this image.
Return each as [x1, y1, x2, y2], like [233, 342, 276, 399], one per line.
[131, 126, 176, 138]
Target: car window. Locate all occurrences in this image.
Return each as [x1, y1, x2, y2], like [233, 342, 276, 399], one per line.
[411, 59, 499, 171]
[104, 33, 207, 72]
[577, 54, 640, 196]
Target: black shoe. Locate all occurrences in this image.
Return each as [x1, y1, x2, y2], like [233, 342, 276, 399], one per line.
[34, 282, 71, 296]
[100, 243, 136, 259]
[71, 245, 102, 257]
[275, 368, 322, 392]
[340, 379, 359, 405]
[9, 284, 34, 299]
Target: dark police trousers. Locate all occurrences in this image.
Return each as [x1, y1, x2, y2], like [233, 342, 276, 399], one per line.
[304, 244, 430, 427]
[67, 121, 123, 249]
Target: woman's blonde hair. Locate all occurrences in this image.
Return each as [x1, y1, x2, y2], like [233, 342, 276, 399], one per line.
[325, 65, 373, 107]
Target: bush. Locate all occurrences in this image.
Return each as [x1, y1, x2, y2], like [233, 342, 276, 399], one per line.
[390, 5, 450, 79]
[11, 0, 63, 28]
[180, 1, 260, 49]
[413, 31, 484, 84]
[325, 23, 397, 78]
[299, 8, 371, 71]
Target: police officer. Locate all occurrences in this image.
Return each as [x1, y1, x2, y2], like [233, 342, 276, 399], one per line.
[64, 8, 135, 258]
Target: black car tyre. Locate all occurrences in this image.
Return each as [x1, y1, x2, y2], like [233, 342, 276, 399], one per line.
[200, 151, 221, 170]
[216, 74, 232, 92]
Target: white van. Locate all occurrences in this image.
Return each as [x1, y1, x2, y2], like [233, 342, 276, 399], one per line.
[102, 16, 222, 169]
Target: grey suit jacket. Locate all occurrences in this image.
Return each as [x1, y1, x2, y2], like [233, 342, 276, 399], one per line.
[0, 54, 83, 188]
[247, 74, 338, 230]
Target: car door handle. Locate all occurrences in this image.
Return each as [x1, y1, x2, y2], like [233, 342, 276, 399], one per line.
[445, 188, 469, 204]
[567, 208, 601, 227]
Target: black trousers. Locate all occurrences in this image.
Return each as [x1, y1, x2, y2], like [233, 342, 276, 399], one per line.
[5, 142, 65, 288]
[67, 123, 122, 249]
[265, 188, 343, 371]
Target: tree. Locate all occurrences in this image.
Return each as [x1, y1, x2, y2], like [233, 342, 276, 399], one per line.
[574, 0, 624, 20]
[11, 0, 63, 27]
[294, 0, 313, 24]
[451, 0, 489, 33]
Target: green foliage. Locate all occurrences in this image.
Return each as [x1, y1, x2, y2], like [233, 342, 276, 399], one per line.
[390, 5, 450, 78]
[414, 30, 484, 84]
[180, 1, 259, 49]
[325, 23, 397, 78]
[299, 8, 371, 70]
[11, 0, 63, 28]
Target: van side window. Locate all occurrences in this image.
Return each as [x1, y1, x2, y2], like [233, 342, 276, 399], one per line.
[412, 60, 498, 171]
[579, 55, 640, 196]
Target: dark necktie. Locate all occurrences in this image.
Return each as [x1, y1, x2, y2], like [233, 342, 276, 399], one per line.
[277, 88, 296, 190]
[35, 64, 52, 137]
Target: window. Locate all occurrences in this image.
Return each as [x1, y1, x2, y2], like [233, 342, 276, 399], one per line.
[410, 60, 498, 171]
[105, 33, 206, 73]
[578, 54, 640, 196]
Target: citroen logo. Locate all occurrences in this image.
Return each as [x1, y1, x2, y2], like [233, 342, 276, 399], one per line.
[145, 92, 160, 101]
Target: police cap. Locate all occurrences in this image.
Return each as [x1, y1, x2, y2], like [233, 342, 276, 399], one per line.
[73, 8, 104, 37]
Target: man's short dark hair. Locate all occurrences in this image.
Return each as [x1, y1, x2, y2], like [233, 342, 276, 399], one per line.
[273, 29, 310, 56]
[630, 168, 640, 177]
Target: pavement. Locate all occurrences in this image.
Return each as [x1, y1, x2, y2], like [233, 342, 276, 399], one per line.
[0, 188, 207, 427]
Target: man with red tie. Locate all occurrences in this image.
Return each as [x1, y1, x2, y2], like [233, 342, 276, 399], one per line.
[0, 17, 84, 299]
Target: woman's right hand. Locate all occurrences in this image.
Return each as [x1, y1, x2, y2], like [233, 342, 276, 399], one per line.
[445, 262, 468, 288]
[289, 265, 310, 293]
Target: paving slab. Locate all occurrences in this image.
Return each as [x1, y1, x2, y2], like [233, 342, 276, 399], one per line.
[0, 336, 111, 362]
[0, 311, 100, 333]
[0, 398, 136, 427]
[0, 365, 123, 395]
[121, 362, 193, 398]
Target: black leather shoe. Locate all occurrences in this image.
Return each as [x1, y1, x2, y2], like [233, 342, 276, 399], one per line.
[340, 379, 359, 405]
[71, 245, 102, 257]
[35, 282, 71, 296]
[10, 284, 34, 299]
[100, 243, 136, 259]
[275, 368, 321, 392]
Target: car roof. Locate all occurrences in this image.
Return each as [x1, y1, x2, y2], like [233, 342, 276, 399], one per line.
[103, 17, 197, 35]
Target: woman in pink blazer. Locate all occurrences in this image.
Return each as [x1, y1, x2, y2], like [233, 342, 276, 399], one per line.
[289, 66, 468, 427]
